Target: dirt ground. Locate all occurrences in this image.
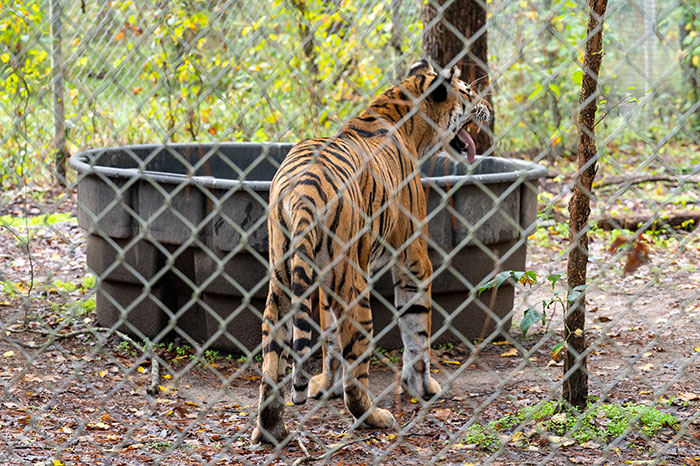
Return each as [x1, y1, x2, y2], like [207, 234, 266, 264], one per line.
[1, 175, 699, 465]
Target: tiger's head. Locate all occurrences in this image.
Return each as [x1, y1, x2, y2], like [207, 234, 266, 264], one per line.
[404, 59, 491, 162]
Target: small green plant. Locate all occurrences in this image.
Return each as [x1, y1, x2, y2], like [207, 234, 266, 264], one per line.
[175, 345, 191, 357]
[49, 280, 77, 293]
[0, 213, 77, 229]
[73, 297, 96, 316]
[478, 271, 586, 338]
[237, 355, 248, 364]
[519, 400, 678, 444]
[203, 349, 220, 364]
[433, 342, 454, 353]
[372, 347, 401, 365]
[462, 422, 500, 450]
[1, 281, 22, 299]
[80, 275, 97, 291]
[147, 441, 171, 452]
[461, 399, 678, 451]
[116, 340, 130, 353]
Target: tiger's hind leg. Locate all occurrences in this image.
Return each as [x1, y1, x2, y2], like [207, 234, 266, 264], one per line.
[252, 279, 292, 444]
[309, 289, 343, 400]
[338, 273, 395, 429]
[393, 245, 441, 400]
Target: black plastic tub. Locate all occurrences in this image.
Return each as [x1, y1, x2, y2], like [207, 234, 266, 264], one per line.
[70, 143, 546, 353]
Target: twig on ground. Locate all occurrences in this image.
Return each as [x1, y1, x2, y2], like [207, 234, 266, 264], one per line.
[291, 436, 367, 466]
[0, 223, 35, 326]
[147, 358, 161, 395]
[595, 174, 700, 189]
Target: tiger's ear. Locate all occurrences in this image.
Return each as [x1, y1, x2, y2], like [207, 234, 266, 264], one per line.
[430, 65, 461, 102]
[407, 59, 434, 77]
[443, 65, 461, 85]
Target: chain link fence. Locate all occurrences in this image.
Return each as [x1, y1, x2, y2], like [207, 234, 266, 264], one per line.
[1, 0, 699, 464]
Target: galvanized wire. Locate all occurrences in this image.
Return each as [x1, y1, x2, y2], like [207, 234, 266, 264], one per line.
[0, 0, 699, 465]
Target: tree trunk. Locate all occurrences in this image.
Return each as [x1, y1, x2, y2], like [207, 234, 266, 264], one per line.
[50, 0, 67, 186]
[564, 0, 608, 410]
[422, 0, 493, 155]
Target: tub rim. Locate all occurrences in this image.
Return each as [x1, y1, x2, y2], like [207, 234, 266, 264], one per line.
[69, 142, 547, 190]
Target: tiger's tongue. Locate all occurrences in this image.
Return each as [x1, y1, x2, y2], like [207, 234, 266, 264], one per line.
[458, 128, 476, 163]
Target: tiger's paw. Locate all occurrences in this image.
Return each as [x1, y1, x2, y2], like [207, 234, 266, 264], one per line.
[251, 423, 289, 445]
[425, 376, 441, 398]
[309, 374, 342, 399]
[400, 372, 442, 400]
[361, 407, 396, 429]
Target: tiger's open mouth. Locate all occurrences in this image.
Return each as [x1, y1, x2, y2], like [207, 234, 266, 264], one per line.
[449, 126, 477, 163]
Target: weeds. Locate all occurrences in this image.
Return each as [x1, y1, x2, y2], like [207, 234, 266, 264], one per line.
[462, 400, 678, 451]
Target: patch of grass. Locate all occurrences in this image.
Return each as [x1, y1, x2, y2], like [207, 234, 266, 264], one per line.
[372, 347, 401, 365]
[49, 280, 77, 293]
[81, 275, 96, 290]
[203, 349, 221, 364]
[1, 281, 24, 299]
[463, 422, 500, 451]
[50, 297, 96, 317]
[0, 212, 77, 229]
[462, 400, 678, 451]
[74, 297, 96, 316]
[528, 222, 569, 250]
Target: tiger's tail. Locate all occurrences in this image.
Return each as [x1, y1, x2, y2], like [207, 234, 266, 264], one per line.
[288, 200, 319, 405]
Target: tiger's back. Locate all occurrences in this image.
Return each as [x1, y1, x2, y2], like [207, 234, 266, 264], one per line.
[252, 59, 491, 445]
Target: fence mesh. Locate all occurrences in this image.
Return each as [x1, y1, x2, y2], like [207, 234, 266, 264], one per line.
[1, 0, 699, 464]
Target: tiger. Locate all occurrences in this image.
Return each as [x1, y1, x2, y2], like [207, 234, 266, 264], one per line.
[252, 59, 492, 444]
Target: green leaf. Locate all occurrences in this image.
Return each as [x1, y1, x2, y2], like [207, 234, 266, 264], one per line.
[520, 307, 544, 337]
[479, 271, 540, 297]
[547, 273, 562, 290]
[567, 284, 588, 304]
[478, 271, 513, 297]
[572, 70, 583, 85]
[548, 83, 561, 97]
[551, 341, 566, 362]
[527, 82, 543, 101]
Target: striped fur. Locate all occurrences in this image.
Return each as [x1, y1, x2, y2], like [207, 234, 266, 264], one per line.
[252, 60, 491, 444]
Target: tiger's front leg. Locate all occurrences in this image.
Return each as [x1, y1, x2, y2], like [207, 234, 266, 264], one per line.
[393, 249, 441, 400]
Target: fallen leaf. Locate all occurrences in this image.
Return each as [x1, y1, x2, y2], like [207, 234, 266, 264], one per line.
[678, 392, 700, 402]
[443, 360, 461, 365]
[638, 363, 654, 372]
[3, 350, 14, 358]
[552, 342, 567, 362]
[87, 422, 110, 430]
[500, 348, 518, 357]
[548, 435, 575, 447]
[432, 408, 451, 421]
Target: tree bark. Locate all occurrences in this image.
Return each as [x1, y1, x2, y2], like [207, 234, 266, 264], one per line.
[564, 0, 608, 410]
[50, 0, 67, 186]
[422, 0, 493, 155]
